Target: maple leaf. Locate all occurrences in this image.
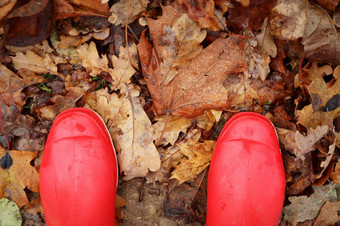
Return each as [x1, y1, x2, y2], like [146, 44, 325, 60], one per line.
[170, 139, 215, 184]
[0, 147, 40, 208]
[138, 34, 248, 118]
[152, 115, 192, 146]
[76, 42, 137, 90]
[283, 183, 337, 226]
[85, 86, 160, 180]
[147, 4, 207, 84]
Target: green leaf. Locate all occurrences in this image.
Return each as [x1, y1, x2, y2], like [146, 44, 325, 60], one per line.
[0, 198, 22, 226]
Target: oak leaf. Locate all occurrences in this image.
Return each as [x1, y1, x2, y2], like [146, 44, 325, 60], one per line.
[152, 115, 192, 146]
[10, 50, 58, 75]
[270, 0, 340, 64]
[0, 148, 39, 207]
[138, 35, 248, 118]
[109, 0, 149, 26]
[76, 42, 137, 90]
[170, 139, 215, 184]
[313, 200, 340, 226]
[147, 4, 206, 84]
[85, 87, 161, 180]
[283, 183, 338, 225]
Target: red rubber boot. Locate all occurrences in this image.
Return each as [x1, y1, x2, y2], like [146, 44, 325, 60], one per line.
[40, 108, 118, 226]
[206, 112, 285, 226]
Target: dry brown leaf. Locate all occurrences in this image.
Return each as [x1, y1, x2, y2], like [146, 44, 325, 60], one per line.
[330, 160, 340, 183]
[0, 147, 40, 208]
[296, 104, 340, 148]
[178, 0, 226, 31]
[255, 17, 277, 58]
[138, 35, 248, 118]
[58, 34, 93, 49]
[109, 0, 149, 26]
[10, 50, 58, 75]
[67, 0, 110, 14]
[24, 196, 43, 215]
[115, 195, 126, 225]
[294, 125, 328, 160]
[313, 200, 340, 226]
[0, 65, 45, 107]
[39, 87, 84, 120]
[243, 31, 271, 81]
[270, 0, 340, 64]
[147, 5, 206, 84]
[196, 110, 217, 132]
[170, 139, 215, 184]
[152, 115, 192, 146]
[85, 86, 161, 180]
[283, 183, 337, 226]
[316, 0, 339, 11]
[223, 73, 283, 109]
[76, 42, 137, 90]
[0, 0, 16, 25]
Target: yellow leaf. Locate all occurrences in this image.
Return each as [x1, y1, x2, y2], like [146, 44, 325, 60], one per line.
[152, 115, 192, 146]
[0, 148, 39, 208]
[171, 139, 215, 184]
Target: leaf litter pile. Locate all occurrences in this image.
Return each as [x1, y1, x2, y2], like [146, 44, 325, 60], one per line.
[0, 0, 340, 225]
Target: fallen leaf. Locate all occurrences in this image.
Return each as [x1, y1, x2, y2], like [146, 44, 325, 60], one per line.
[196, 110, 217, 132]
[227, 0, 276, 32]
[178, 0, 226, 31]
[170, 139, 215, 184]
[283, 183, 337, 226]
[270, 0, 340, 64]
[301, 62, 339, 112]
[24, 196, 43, 216]
[10, 49, 58, 75]
[296, 104, 340, 148]
[58, 34, 93, 49]
[85, 86, 161, 180]
[77, 42, 137, 90]
[55, 0, 110, 20]
[295, 125, 328, 160]
[255, 17, 277, 58]
[147, 4, 206, 84]
[243, 30, 271, 81]
[223, 73, 284, 109]
[138, 35, 248, 117]
[313, 200, 340, 226]
[115, 195, 126, 225]
[0, 198, 22, 226]
[109, 0, 149, 26]
[39, 87, 84, 120]
[4, 0, 54, 47]
[152, 115, 192, 146]
[67, 0, 110, 15]
[0, 148, 40, 207]
[315, 0, 339, 11]
[0, 0, 16, 25]
[330, 160, 340, 183]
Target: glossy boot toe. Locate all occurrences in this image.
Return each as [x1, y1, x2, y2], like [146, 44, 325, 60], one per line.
[40, 108, 118, 226]
[206, 112, 285, 226]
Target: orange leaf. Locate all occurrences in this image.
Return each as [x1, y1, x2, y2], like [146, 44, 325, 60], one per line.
[0, 147, 39, 207]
